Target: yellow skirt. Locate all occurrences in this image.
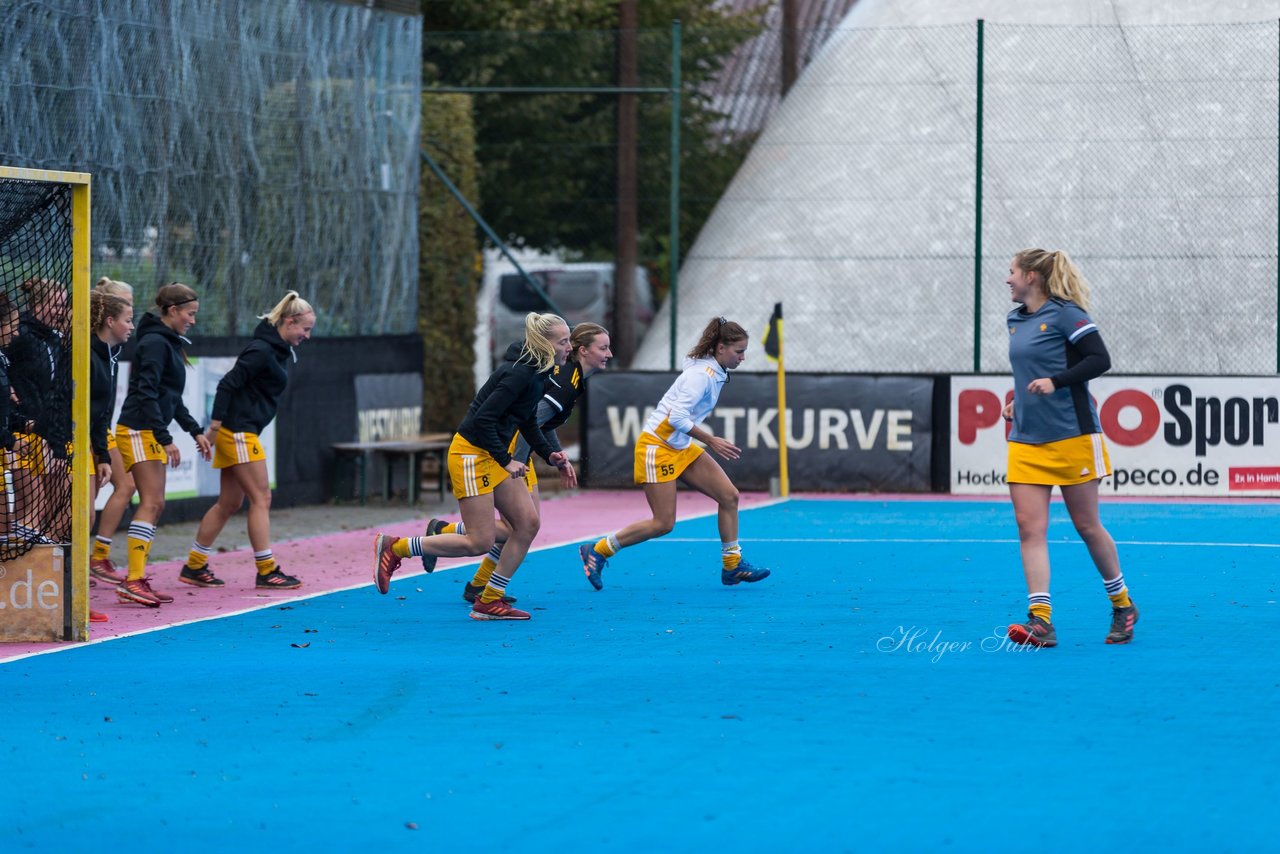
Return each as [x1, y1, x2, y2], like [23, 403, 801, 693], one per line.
[115, 425, 167, 471]
[212, 427, 265, 469]
[634, 432, 704, 484]
[448, 433, 510, 500]
[1008, 433, 1111, 486]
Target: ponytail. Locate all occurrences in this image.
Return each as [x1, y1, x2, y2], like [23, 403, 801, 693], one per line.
[260, 290, 315, 326]
[1013, 248, 1092, 310]
[520, 312, 568, 372]
[687, 316, 748, 359]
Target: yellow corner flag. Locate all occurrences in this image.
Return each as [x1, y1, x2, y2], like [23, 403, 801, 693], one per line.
[762, 302, 788, 496]
[763, 302, 783, 364]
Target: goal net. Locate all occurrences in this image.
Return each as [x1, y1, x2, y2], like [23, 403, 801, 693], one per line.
[0, 166, 90, 641]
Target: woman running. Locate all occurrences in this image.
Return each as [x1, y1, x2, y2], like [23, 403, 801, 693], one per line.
[180, 291, 315, 589]
[439, 322, 611, 605]
[114, 283, 212, 607]
[374, 312, 571, 620]
[89, 277, 138, 583]
[577, 316, 770, 590]
[87, 290, 134, 621]
[1002, 248, 1137, 647]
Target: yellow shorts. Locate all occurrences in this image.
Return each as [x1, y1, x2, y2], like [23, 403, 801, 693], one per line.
[115, 425, 167, 471]
[212, 427, 265, 469]
[634, 432, 704, 484]
[1007, 433, 1111, 486]
[107, 431, 117, 452]
[506, 433, 538, 493]
[448, 433, 510, 499]
[8, 433, 47, 474]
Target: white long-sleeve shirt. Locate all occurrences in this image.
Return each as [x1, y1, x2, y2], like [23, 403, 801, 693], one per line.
[641, 356, 727, 450]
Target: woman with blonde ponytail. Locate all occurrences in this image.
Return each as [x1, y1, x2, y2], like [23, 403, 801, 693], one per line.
[374, 312, 572, 620]
[1001, 249, 1137, 648]
[180, 291, 316, 590]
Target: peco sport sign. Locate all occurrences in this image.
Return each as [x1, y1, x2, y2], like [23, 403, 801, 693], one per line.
[583, 372, 934, 491]
[951, 375, 1280, 496]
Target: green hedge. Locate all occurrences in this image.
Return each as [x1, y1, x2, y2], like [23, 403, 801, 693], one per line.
[419, 93, 480, 432]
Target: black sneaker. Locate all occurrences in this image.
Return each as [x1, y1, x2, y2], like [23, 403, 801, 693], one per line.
[462, 582, 516, 605]
[420, 518, 445, 572]
[178, 564, 225, 587]
[1105, 603, 1139, 644]
[1007, 613, 1057, 648]
[256, 567, 302, 589]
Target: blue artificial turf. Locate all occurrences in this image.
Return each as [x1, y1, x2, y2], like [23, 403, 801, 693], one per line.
[3, 499, 1278, 851]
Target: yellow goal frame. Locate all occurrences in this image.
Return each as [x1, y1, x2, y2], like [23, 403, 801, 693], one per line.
[0, 165, 91, 641]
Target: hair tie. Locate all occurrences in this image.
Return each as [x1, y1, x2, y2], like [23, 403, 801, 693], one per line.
[717, 316, 727, 326]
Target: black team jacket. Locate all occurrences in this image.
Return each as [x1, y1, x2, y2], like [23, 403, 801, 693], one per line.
[6, 315, 71, 454]
[210, 319, 295, 434]
[116, 312, 202, 446]
[456, 341, 558, 467]
[89, 336, 124, 465]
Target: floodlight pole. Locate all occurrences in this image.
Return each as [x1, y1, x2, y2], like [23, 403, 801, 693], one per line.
[973, 18, 985, 374]
[669, 19, 682, 371]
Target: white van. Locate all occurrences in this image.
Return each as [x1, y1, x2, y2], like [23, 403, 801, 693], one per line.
[490, 262, 655, 363]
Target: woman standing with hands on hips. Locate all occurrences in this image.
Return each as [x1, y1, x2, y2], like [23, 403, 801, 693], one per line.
[1002, 248, 1137, 647]
[180, 291, 316, 590]
[577, 316, 771, 591]
[113, 283, 212, 607]
[374, 312, 572, 620]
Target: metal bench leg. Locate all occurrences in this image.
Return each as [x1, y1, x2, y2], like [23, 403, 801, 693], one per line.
[408, 452, 421, 504]
[358, 452, 368, 507]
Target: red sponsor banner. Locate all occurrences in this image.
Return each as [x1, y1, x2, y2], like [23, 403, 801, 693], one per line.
[1228, 467, 1280, 491]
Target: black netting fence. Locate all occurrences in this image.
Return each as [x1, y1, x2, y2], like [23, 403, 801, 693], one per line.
[0, 178, 74, 558]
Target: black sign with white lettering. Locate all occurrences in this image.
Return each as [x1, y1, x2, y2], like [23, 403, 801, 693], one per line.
[582, 372, 934, 491]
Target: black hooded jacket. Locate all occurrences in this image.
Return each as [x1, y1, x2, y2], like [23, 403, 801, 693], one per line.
[90, 335, 124, 464]
[116, 312, 202, 446]
[5, 315, 71, 453]
[210, 319, 295, 434]
[456, 342, 558, 467]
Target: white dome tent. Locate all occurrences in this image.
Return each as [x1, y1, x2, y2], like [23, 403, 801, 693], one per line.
[633, 0, 1280, 375]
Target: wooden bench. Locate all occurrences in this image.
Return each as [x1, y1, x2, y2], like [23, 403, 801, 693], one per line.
[331, 433, 452, 505]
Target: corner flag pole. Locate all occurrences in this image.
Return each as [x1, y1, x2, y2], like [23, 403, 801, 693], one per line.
[763, 302, 789, 497]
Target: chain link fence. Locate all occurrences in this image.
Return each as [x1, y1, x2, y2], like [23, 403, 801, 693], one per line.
[0, 0, 421, 336]
[629, 21, 1280, 376]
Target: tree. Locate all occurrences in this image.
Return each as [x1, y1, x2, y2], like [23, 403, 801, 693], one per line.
[421, 0, 762, 285]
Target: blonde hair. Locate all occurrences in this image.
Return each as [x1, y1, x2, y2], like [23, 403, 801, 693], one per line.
[520, 312, 568, 372]
[259, 290, 315, 327]
[1014, 248, 1092, 310]
[95, 276, 134, 303]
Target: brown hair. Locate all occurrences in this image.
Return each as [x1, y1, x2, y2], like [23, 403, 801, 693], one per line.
[687, 316, 748, 359]
[90, 291, 132, 332]
[1013, 248, 1092, 310]
[569, 322, 608, 361]
[154, 282, 198, 316]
